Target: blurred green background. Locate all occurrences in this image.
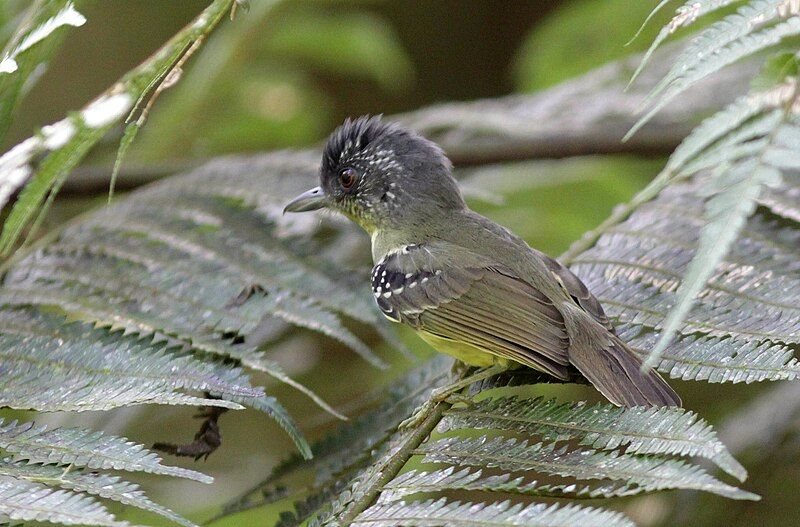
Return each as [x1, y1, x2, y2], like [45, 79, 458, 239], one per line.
[2, 1, 791, 526]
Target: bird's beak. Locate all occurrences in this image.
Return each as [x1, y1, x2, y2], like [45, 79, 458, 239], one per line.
[283, 186, 328, 213]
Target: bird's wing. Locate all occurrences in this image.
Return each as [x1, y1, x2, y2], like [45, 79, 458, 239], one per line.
[535, 250, 615, 333]
[371, 244, 571, 379]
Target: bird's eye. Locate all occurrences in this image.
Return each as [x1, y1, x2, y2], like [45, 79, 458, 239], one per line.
[339, 168, 357, 189]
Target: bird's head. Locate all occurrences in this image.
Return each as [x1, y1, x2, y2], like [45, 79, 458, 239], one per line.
[284, 115, 464, 233]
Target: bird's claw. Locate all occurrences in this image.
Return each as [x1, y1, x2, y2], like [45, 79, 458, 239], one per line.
[397, 392, 475, 430]
[398, 401, 434, 430]
[444, 393, 474, 407]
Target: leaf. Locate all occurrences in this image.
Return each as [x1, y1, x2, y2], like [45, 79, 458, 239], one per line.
[629, 0, 800, 137]
[378, 467, 640, 503]
[108, 122, 140, 203]
[0, 418, 212, 483]
[419, 436, 759, 500]
[0, 459, 197, 527]
[214, 357, 451, 523]
[623, 324, 800, 384]
[0, 1, 86, 141]
[0, 476, 125, 527]
[644, 161, 782, 368]
[352, 498, 636, 527]
[0, 308, 263, 412]
[439, 396, 746, 481]
[571, 172, 800, 381]
[630, 0, 744, 85]
[0, 0, 237, 254]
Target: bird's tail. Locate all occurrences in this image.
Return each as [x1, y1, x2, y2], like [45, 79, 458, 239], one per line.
[564, 309, 681, 407]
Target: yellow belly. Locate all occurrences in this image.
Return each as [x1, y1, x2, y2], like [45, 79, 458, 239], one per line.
[418, 330, 510, 368]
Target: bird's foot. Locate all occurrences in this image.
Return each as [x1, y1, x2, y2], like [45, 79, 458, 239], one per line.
[226, 283, 268, 308]
[398, 391, 477, 430]
[398, 401, 434, 430]
[450, 360, 473, 377]
[444, 393, 475, 407]
[397, 364, 507, 430]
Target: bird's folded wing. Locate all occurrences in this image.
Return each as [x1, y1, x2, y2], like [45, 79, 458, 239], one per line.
[536, 250, 615, 333]
[371, 245, 571, 379]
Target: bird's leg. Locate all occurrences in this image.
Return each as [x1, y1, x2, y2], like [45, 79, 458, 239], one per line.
[398, 363, 508, 429]
[450, 359, 473, 377]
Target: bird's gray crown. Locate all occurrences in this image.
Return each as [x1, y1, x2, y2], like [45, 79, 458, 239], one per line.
[316, 115, 464, 230]
[322, 115, 397, 173]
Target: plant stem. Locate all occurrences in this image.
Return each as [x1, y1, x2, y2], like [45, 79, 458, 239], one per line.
[334, 400, 450, 524]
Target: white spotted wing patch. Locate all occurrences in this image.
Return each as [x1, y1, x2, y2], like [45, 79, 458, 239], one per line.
[370, 244, 481, 325]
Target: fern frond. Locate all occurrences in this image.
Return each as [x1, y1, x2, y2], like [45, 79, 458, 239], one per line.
[0, 459, 196, 527]
[630, 0, 800, 137]
[438, 396, 746, 480]
[0, 308, 262, 411]
[0, 0, 238, 253]
[0, 1, 85, 142]
[644, 161, 782, 366]
[378, 467, 640, 503]
[0, 476, 125, 527]
[0, 152, 420, 460]
[623, 324, 800, 383]
[0, 306, 311, 456]
[352, 498, 635, 527]
[571, 169, 800, 376]
[623, 0, 800, 364]
[631, 0, 744, 84]
[2, 167, 386, 369]
[419, 437, 758, 500]
[215, 357, 451, 522]
[0, 419, 212, 483]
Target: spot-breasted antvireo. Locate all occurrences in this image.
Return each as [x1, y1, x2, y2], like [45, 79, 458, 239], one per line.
[284, 116, 680, 425]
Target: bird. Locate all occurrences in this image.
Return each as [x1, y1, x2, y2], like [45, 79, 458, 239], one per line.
[284, 115, 680, 425]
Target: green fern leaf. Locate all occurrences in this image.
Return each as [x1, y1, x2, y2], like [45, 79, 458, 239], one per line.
[352, 498, 635, 527]
[630, 16, 800, 138]
[644, 1, 792, 100]
[0, 308, 264, 412]
[379, 467, 639, 503]
[439, 396, 746, 480]
[0, 476, 125, 527]
[630, 0, 744, 84]
[215, 357, 451, 523]
[1, 166, 386, 369]
[622, 324, 800, 383]
[419, 436, 759, 500]
[0, 419, 212, 483]
[0, 459, 197, 527]
[571, 173, 800, 380]
[644, 161, 782, 367]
